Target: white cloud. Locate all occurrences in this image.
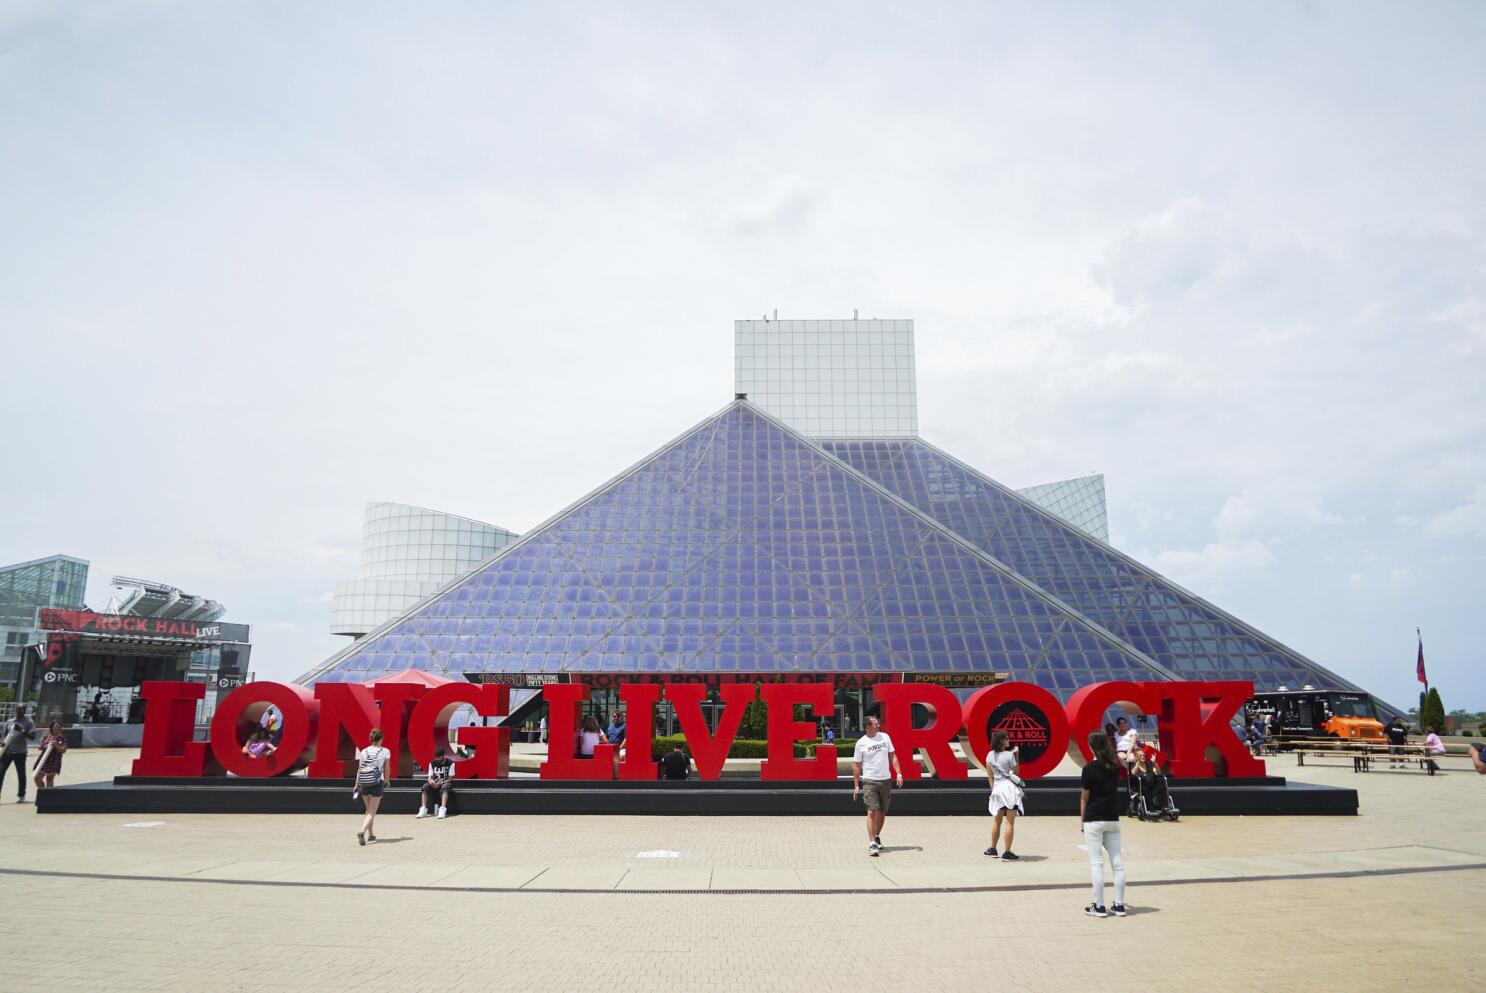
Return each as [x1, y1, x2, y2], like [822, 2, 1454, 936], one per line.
[1424, 483, 1486, 538]
[0, 3, 1481, 708]
[717, 175, 820, 237]
[1149, 538, 1274, 587]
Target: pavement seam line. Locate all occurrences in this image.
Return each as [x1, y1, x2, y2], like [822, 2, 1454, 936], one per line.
[0, 861, 1481, 896]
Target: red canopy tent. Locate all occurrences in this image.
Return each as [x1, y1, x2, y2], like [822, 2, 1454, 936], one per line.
[359, 668, 461, 688]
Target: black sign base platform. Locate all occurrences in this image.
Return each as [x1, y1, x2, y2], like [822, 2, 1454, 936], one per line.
[37, 774, 1357, 816]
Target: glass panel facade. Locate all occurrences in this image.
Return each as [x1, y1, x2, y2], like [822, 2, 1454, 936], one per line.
[734, 319, 918, 438]
[331, 502, 520, 637]
[304, 404, 1166, 689]
[823, 438, 1352, 694]
[0, 555, 88, 686]
[1015, 474, 1109, 542]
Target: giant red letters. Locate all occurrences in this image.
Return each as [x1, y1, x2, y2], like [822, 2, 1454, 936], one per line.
[1156, 680, 1266, 778]
[964, 682, 1072, 780]
[616, 682, 662, 781]
[209, 682, 318, 777]
[1064, 680, 1160, 764]
[666, 683, 754, 780]
[872, 682, 969, 782]
[307, 682, 426, 778]
[538, 684, 617, 780]
[132, 681, 211, 776]
[132, 677, 1267, 782]
[406, 683, 511, 780]
[759, 682, 837, 780]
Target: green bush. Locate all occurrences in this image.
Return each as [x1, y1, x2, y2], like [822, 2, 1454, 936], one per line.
[0, 686, 14, 704]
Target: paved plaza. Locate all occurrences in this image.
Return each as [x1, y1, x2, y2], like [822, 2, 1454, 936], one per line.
[2, 748, 1480, 991]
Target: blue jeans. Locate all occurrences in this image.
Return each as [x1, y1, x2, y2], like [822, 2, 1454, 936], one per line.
[1084, 820, 1125, 905]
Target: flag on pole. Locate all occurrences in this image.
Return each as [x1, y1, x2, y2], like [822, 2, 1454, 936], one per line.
[1416, 629, 1427, 687]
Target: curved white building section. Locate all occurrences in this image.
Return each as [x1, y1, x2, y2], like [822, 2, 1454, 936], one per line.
[330, 502, 518, 639]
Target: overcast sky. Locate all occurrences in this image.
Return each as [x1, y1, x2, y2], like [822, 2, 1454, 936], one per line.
[2, 2, 1481, 711]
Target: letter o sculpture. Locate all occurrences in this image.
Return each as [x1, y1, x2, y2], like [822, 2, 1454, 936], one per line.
[209, 682, 318, 777]
[962, 681, 1070, 780]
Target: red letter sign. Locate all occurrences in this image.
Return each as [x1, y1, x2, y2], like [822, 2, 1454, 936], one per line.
[963, 682, 1070, 780]
[407, 683, 512, 779]
[307, 683, 424, 778]
[132, 681, 210, 777]
[873, 682, 968, 781]
[538, 684, 616, 780]
[1064, 681, 1160, 765]
[1157, 681, 1266, 778]
[209, 682, 317, 777]
[759, 682, 837, 780]
[665, 683, 753, 780]
[616, 682, 662, 781]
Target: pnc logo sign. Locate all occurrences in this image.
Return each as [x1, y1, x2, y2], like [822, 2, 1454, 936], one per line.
[129, 677, 1267, 783]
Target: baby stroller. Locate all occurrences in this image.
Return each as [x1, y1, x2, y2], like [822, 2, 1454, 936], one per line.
[1128, 754, 1180, 822]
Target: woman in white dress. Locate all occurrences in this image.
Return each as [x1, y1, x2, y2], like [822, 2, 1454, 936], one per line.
[984, 731, 1025, 862]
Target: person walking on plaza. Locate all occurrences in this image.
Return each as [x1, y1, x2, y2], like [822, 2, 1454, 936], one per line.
[1080, 730, 1127, 918]
[983, 731, 1024, 862]
[32, 720, 67, 791]
[852, 715, 904, 857]
[1385, 716, 1409, 768]
[355, 729, 390, 846]
[418, 746, 454, 819]
[1, 705, 36, 803]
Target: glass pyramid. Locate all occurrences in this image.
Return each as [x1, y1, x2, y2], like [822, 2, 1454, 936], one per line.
[302, 402, 1173, 691]
[821, 437, 1362, 695]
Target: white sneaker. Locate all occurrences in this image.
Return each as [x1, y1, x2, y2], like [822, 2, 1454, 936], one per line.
[436, 805, 447, 820]
[417, 807, 427, 819]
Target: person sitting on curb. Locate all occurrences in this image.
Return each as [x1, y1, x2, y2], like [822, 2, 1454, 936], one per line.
[418, 747, 455, 819]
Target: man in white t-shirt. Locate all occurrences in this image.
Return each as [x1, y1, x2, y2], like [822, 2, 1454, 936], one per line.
[852, 715, 904, 857]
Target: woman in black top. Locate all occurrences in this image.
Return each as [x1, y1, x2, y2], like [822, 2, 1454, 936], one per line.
[1079, 730, 1127, 918]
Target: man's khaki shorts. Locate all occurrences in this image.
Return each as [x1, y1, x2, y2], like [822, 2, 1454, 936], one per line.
[862, 779, 892, 813]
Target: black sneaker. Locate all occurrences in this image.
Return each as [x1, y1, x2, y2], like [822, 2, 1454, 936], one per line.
[984, 847, 999, 858]
[869, 846, 880, 857]
[1084, 904, 1107, 918]
[1000, 851, 1020, 862]
[874, 835, 882, 848]
[1111, 903, 1128, 917]
[356, 832, 366, 847]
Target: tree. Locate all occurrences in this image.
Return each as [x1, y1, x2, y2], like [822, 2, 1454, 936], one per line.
[1419, 687, 1446, 733]
[741, 688, 768, 740]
